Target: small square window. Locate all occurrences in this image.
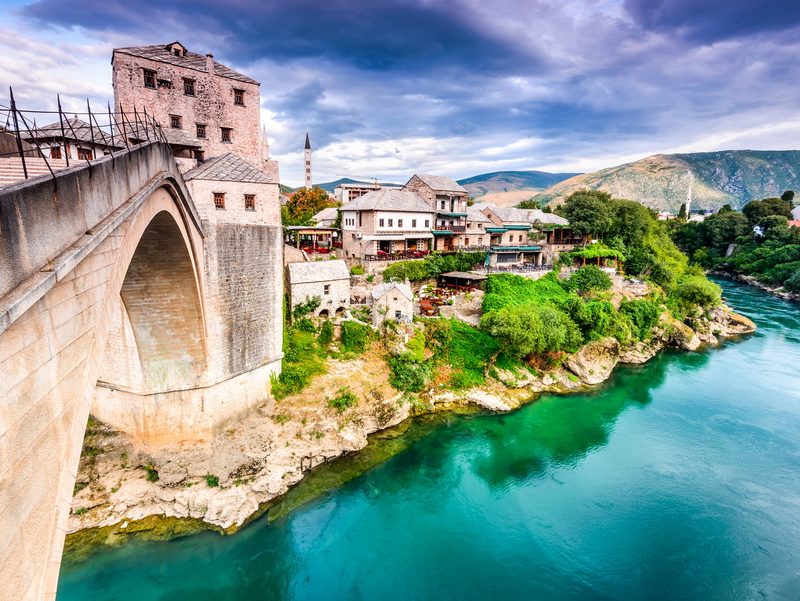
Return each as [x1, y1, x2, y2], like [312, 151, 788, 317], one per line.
[233, 89, 245, 106]
[143, 69, 156, 89]
[323, 284, 331, 295]
[221, 127, 232, 143]
[244, 194, 256, 211]
[412, 219, 417, 227]
[183, 78, 195, 96]
[379, 219, 385, 227]
[196, 123, 206, 139]
[169, 115, 182, 129]
[213, 192, 225, 210]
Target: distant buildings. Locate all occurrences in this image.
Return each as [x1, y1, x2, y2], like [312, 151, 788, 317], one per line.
[403, 174, 469, 252]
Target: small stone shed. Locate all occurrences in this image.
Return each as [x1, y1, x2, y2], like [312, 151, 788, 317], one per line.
[287, 260, 351, 318]
[371, 281, 414, 327]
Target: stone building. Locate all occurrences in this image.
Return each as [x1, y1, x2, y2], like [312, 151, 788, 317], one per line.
[286, 259, 351, 318]
[334, 181, 393, 204]
[459, 206, 492, 250]
[179, 152, 284, 387]
[340, 189, 435, 260]
[112, 41, 276, 176]
[23, 116, 122, 160]
[403, 174, 469, 251]
[371, 280, 414, 327]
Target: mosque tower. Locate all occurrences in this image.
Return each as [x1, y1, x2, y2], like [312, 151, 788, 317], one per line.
[304, 132, 312, 189]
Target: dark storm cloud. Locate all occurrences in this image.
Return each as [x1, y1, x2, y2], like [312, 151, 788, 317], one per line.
[20, 0, 539, 75]
[624, 0, 800, 42]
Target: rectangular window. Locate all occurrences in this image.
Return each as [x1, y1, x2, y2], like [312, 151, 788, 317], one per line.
[193, 150, 204, 161]
[169, 114, 182, 129]
[379, 219, 385, 227]
[221, 127, 232, 143]
[324, 284, 331, 295]
[233, 89, 245, 106]
[50, 146, 62, 159]
[77, 148, 93, 160]
[412, 219, 417, 228]
[478, 237, 483, 245]
[398, 219, 403, 228]
[196, 123, 206, 139]
[143, 69, 156, 89]
[388, 219, 393, 227]
[183, 78, 195, 96]
[213, 192, 225, 210]
[244, 194, 256, 211]
[440, 200, 446, 209]
[425, 219, 430, 228]
[465, 238, 470, 246]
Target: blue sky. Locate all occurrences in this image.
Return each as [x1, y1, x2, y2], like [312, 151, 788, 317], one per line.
[2, 0, 799, 187]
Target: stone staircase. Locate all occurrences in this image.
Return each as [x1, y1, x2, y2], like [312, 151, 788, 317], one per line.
[0, 157, 70, 188]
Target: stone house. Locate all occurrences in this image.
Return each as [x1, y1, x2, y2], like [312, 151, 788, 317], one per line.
[371, 281, 414, 327]
[459, 206, 492, 250]
[286, 260, 351, 318]
[183, 152, 284, 384]
[312, 206, 339, 227]
[23, 116, 122, 161]
[334, 181, 402, 204]
[341, 189, 435, 260]
[112, 40, 277, 179]
[403, 174, 469, 252]
[480, 206, 541, 267]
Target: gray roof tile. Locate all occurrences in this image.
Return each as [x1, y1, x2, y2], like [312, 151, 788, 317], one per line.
[342, 189, 433, 213]
[287, 260, 350, 284]
[410, 173, 467, 193]
[113, 43, 259, 85]
[184, 153, 271, 183]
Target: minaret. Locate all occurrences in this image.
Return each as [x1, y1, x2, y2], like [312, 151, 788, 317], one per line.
[260, 126, 270, 161]
[304, 132, 312, 189]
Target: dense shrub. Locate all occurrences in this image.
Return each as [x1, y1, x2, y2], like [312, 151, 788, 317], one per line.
[481, 304, 581, 360]
[317, 320, 334, 346]
[350, 264, 365, 275]
[328, 387, 358, 412]
[619, 299, 661, 340]
[563, 265, 613, 294]
[340, 320, 374, 353]
[383, 252, 486, 281]
[566, 297, 615, 341]
[482, 272, 569, 314]
[672, 276, 722, 308]
[784, 270, 800, 293]
[388, 354, 432, 392]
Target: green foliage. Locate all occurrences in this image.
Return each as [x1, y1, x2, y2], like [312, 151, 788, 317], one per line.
[481, 304, 581, 360]
[292, 296, 321, 321]
[619, 299, 661, 340]
[142, 464, 159, 482]
[388, 354, 432, 392]
[784, 270, 800, 293]
[672, 276, 722, 309]
[340, 320, 374, 353]
[272, 320, 328, 399]
[443, 320, 500, 388]
[742, 197, 793, 225]
[559, 189, 614, 237]
[382, 252, 487, 282]
[483, 272, 569, 313]
[350, 264, 365, 275]
[565, 297, 614, 341]
[284, 188, 337, 226]
[205, 474, 220, 488]
[404, 330, 427, 362]
[317, 320, 334, 347]
[328, 387, 358, 412]
[563, 265, 613, 294]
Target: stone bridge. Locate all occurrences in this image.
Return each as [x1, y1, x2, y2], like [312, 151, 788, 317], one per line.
[0, 142, 283, 599]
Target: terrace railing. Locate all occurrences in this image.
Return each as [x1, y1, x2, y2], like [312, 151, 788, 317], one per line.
[1, 87, 168, 189]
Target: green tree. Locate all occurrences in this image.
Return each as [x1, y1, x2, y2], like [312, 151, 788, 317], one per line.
[781, 190, 795, 203]
[742, 197, 793, 225]
[559, 190, 614, 238]
[563, 265, 613, 295]
[284, 188, 337, 226]
[677, 203, 687, 220]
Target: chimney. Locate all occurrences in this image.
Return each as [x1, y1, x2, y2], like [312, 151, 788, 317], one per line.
[206, 53, 214, 77]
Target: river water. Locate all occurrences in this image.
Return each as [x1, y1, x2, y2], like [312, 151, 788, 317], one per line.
[58, 280, 800, 600]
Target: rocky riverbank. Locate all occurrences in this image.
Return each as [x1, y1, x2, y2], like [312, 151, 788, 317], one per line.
[65, 297, 755, 559]
[712, 271, 800, 303]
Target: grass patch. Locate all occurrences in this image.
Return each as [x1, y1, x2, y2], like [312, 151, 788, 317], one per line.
[328, 387, 358, 413]
[205, 474, 220, 488]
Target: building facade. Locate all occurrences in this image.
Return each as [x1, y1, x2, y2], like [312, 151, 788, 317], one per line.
[341, 189, 435, 259]
[403, 174, 469, 251]
[286, 260, 351, 318]
[371, 281, 414, 327]
[112, 41, 269, 169]
[24, 116, 121, 161]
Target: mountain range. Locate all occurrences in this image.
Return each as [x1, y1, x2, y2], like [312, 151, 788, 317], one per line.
[532, 150, 800, 212]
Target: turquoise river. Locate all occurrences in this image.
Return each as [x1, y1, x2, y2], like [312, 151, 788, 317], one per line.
[58, 280, 800, 600]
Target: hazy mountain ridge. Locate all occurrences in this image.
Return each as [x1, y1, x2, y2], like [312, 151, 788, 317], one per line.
[532, 150, 800, 212]
[457, 170, 579, 198]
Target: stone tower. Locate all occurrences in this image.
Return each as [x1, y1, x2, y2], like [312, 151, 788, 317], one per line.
[304, 132, 312, 189]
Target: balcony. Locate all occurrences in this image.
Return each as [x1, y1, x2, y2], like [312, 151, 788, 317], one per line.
[436, 210, 468, 218]
[433, 225, 466, 235]
[490, 244, 542, 252]
[364, 250, 430, 262]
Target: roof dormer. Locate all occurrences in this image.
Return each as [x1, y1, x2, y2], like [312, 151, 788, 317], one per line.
[166, 41, 187, 57]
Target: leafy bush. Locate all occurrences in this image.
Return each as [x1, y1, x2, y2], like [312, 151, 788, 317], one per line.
[388, 354, 433, 392]
[784, 270, 800, 293]
[205, 474, 219, 487]
[483, 272, 569, 314]
[673, 276, 722, 308]
[566, 297, 615, 341]
[619, 299, 661, 340]
[383, 252, 486, 281]
[328, 387, 358, 412]
[481, 304, 582, 360]
[350, 264, 365, 275]
[317, 320, 334, 347]
[292, 296, 321, 320]
[563, 265, 613, 294]
[340, 321, 374, 353]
